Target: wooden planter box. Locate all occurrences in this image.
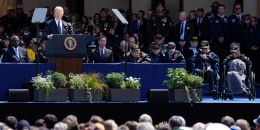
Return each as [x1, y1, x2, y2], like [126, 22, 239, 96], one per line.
[108, 89, 140, 102]
[34, 88, 69, 102]
[69, 89, 103, 102]
[169, 88, 203, 102]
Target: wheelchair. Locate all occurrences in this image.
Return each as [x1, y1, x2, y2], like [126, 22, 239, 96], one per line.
[192, 63, 220, 100]
[219, 64, 256, 101]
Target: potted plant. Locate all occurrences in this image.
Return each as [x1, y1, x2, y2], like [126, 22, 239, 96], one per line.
[105, 72, 141, 102]
[105, 72, 125, 88]
[124, 76, 141, 89]
[46, 70, 67, 88]
[31, 70, 68, 102]
[163, 68, 203, 102]
[69, 72, 108, 102]
[31, 74, 55, 98]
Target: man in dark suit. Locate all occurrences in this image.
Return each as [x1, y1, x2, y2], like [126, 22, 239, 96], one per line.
[88, 35, 113, 63]
[174, 11, 194, 59]
[2, 35, 30, 63]
[43, 6, 72, 40]
[228, 2, 244, 43]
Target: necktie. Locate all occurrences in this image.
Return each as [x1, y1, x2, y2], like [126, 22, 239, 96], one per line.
[15, 48, 20, 60]
[100, 49, 104, 58]
[237, 15, 241, 23]
[180, 23, 184, 40]
[58, 21, 61, 34]
[180, 23, 184, 35]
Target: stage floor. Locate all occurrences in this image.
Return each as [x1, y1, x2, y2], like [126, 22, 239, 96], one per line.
[1, 95, 258, 104]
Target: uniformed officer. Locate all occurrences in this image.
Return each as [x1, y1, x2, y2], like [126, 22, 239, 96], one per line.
[147, 3, 174, 44]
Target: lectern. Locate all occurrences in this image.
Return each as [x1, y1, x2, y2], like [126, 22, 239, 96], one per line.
[45, 34, 86, 78]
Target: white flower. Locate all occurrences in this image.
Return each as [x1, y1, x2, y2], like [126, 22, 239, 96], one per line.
[125, 76, 141, 89]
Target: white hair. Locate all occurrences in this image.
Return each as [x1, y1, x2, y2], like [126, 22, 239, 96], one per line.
[54, 121, 68, 130]
[136, 122, 155, 130]
[138, 113, 153, 124]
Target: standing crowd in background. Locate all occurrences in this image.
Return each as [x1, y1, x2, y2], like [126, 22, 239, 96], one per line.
[0, 1, 259, 89]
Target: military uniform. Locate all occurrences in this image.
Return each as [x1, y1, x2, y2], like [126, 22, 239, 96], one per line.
[211, 14, 231, 63]
[147, 3, 173, 43]
[193, 40, 220, 94]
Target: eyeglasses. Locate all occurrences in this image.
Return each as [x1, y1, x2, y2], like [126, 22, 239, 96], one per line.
[234, 8, 241, 10]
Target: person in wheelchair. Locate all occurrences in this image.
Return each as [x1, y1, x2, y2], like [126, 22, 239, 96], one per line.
[222, 44, 252, 97]
[193, 40, 220, 97]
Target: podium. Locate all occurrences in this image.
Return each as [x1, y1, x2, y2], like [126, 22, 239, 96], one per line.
[45, 34, 86, 78]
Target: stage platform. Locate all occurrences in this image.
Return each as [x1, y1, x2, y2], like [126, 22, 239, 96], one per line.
[0, 96, 259, 127]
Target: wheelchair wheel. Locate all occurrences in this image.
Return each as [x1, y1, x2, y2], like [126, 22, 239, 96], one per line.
[251, 72, 256, 100]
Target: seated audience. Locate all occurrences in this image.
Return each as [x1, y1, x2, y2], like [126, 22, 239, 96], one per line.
[193, 40, 220, 97]
[124, 44, 151, 63]
[186, 36, 200, 73]
[164, 42, 185, 63]
[222, 44, 252, 96]
[88, 35, 114, 63]
[148, 43, 167, 63]
[2, 35, 30, 63]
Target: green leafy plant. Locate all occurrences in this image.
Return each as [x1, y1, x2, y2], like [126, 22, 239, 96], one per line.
[186, 74, 203, 88]
[81, 72, 108, 93]
[69, 72, 108, 100]
[105, 72, 125, 88]
[46, 70, 67, 88]
[163, 68, 203, 101]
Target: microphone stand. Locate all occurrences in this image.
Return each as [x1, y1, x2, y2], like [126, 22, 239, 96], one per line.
[123, 24, 128, 77]
[35, 23, 40, 76]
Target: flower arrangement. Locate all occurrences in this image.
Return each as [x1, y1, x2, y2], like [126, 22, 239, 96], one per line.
[31, 70, 67, 97]
[124, 76, 141, 89]
[69, 73, 87, 89]
[31, 74, 55, 97]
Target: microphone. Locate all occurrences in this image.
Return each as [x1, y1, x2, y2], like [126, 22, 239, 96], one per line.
[63, 22, 73, 34]
[67, 23, 72, 27]
[63, 22, 68, 30]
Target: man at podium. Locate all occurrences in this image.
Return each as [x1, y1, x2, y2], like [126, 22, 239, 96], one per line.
[43, 6, 72, 40]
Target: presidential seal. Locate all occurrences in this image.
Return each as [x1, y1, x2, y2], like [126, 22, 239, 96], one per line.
[64, 36, 77, 51]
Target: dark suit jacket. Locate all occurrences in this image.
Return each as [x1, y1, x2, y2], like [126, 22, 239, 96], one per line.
[174, 21, 194, 58]
[88, 48, 113, 63]
[174, 21, 194, 44]
[43, 19, 70, 40]
[2, 46, 30, 63]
